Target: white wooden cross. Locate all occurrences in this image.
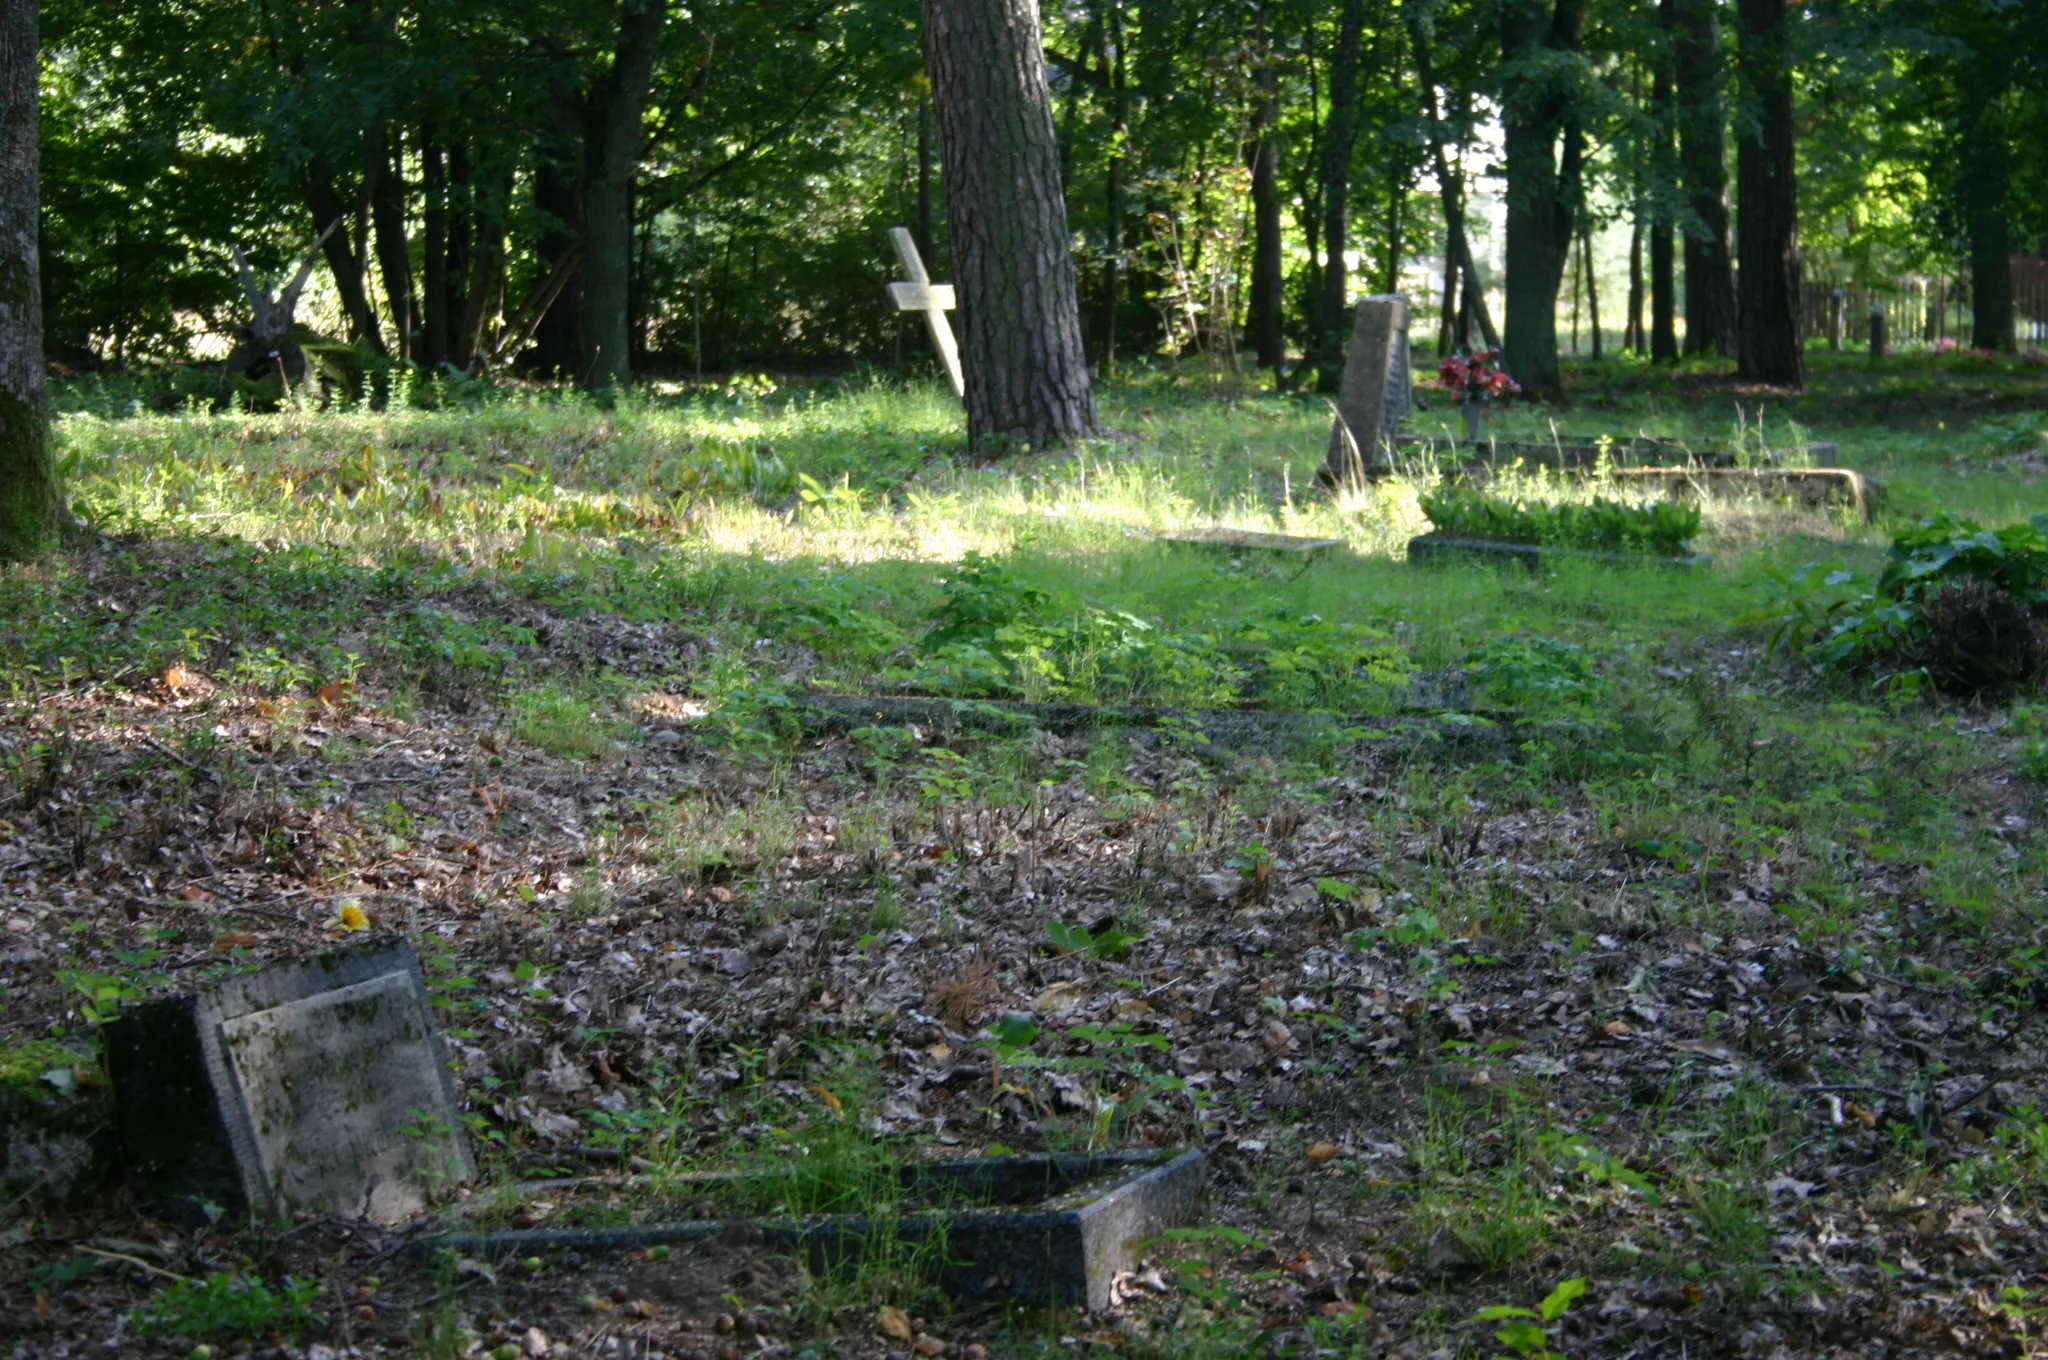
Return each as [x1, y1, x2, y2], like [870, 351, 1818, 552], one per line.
[887, 226, 965, 399]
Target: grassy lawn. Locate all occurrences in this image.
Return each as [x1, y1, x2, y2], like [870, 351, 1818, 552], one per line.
[5, 347, 2048, 1357]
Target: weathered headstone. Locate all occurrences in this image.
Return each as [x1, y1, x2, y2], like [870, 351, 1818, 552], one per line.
[1868, 301, 1887, 359]
[104, 938, 470, 1224]
[886, 227, 965, 399]
[1323, 294, 1411, 488]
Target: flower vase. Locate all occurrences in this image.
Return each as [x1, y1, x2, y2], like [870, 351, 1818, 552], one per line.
[1461, 396, 1481, 442]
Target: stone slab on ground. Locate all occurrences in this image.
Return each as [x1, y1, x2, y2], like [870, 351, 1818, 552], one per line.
[0, 1040, 107, 1205]
[435, 1148, 1207, 1310]
[1158, 527, 1347, 556]
[1398, 433, 1840, 471]
[103, 938, 471, 1224]
[1407, 533, 1711, 573]
[1597, 465, 1879, 520]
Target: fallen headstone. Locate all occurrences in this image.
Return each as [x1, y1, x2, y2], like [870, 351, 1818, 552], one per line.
[103, 938, 471, 1224]
[1322, 294, 1411, 487]
[0, 1039, 106, 1205]
[436, 1148, 1206, 1310]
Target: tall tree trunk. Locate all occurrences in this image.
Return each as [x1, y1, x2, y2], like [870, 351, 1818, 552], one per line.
[1246, 14, 1284, 377]
[1410, 17, 1464, 356]
[1498, 0, 1586, 398]
[1735, 0, 1801, 385]
[458, 151, 514, 369]
[916, 97, 937, 269]
[1315, 0, 1369, 392]
[581, 0, 667, 391]
[422, 132, 448, 368]
[1582, 220, 1602, 359]
[1961, 112, 2014, 352]
[0, 0, 58, 562]
[1651, 214, 1677, 362]
[369, 128, 413, 364]
[923, 0, 1098, 449]
[1625, 215, 1643, 352]
[531, 79, 586, 379]
[1671, 0, 1736, 357]
[1098, 0, 1126, 372]
[445, 142, 473, 362]
[304, 168, 384, 353]
[1650, 18, 1678, 362]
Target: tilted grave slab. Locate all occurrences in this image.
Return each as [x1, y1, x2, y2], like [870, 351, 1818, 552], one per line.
[434, 1148, 1206, 1310]
[1321, 294, 1412, 487]
[103, 938, 471, 1224]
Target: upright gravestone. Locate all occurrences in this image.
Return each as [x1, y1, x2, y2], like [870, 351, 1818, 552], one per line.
[1868, 301, 1887, 360]
[1323, 295, 1411, 489]
[104, 938, 471, 1224]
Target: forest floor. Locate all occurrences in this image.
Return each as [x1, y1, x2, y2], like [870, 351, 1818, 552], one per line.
[5, 349, 2048, 1359]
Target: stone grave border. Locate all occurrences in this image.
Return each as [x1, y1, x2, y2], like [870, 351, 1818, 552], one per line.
[429, 1148, 1206, 1310]
[1406, 533, 1712, 573]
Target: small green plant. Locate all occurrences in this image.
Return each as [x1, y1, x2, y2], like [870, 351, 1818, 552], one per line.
[1420, 486, 1701, 555]
[1043, 917, 1141, 960]
[133, 1273, 320, 1341]
[510, 685, 614, 759]
[1474, 1276, 1587, 1359]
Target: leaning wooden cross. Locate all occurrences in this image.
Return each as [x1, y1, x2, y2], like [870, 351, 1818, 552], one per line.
[886, 227, 965, 399]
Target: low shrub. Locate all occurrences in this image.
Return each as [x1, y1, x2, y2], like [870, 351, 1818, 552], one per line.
[1773, 512, 2048, 696]
[1419, 487, 1701, 556]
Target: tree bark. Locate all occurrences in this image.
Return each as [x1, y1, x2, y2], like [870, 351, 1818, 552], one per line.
[1246, 16, 1284, 377]
[1315, 0, 1369, 392]
[0, 0, 58, 562]
[1735, 0, 1801, 386]
[924, 0, 1098, 450]
[1671, 0, 1736, 357]
[1498, 0, 1586, 398]
[581, 0, 667, 391]
[369, 127, 413, 364]
[1097, 0, 1126, 372]
[531, 78, 587, 380]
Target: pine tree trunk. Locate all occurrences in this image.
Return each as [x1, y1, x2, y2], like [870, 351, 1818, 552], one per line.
[1671, 0, 1736, 357]
[0, 0, 56, 561]
[924, 0, 1097, 450]
[1583, 222, 1602, 359]
[581, 0, 666, 391]
[1499, 0, 1586, 399]
[1735, 0, 1801, 386]
[1246, 20, 1284, 377]
[1315, 0, 1368, 393]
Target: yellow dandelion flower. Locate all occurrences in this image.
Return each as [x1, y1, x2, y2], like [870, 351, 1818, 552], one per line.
[331, 900, 371, 932]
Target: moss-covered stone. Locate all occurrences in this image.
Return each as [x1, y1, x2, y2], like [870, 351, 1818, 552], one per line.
[0, 1039, 108, 1206]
